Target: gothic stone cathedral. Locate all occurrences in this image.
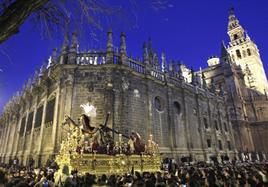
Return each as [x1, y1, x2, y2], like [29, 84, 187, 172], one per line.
[0, 8, 267, 166]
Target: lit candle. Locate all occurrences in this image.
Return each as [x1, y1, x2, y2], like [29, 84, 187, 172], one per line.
[150, 134, 153, 141]
[119, 134, 122, 143]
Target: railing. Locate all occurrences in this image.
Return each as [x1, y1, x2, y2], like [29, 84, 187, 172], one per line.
[150, 69, 165, 82]
[126, 58, 146, 74]
[74, 51, 202, 88]
[77, 52, 107, 65]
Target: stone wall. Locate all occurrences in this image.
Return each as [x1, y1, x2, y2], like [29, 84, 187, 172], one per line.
[0, 60, 236, 166]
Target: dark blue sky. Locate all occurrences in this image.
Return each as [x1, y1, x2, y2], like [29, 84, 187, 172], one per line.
[1, 0, 268, 113]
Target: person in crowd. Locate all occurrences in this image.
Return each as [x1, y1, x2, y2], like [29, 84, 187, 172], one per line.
[0, 159, 268, 187]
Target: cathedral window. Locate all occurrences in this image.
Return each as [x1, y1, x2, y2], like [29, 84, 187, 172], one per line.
[218, 140, 223, 150]
[236, 50, 242, 59]
[154, 96, 164, 112]
[214, 120, 219, 130]
[20, 117, 26, 135]
[173, 101, 181, 115]
[247, 48, 251, 56]
[35, 105, 44, 128]
[207, 139, 211, 148]
[203, 118, 208, 129]
[26, 112, 33, 132]
[45, 98, 56, 125]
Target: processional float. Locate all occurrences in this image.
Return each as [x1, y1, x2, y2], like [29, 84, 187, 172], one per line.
[55, 103, 161, 175]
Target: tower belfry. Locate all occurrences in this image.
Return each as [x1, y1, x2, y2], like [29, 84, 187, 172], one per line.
[226, 7, 268, 94]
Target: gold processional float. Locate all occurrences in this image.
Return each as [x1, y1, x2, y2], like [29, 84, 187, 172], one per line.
[55, 103, 161, 175]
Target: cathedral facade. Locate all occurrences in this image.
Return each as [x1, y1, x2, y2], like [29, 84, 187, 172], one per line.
[0, 8, 267, 166]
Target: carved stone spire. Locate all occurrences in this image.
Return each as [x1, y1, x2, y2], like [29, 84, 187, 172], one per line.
[153, 53, 159, 70]
[71, 31, 78, 51]
[210, 78, 216, 93]
[177, 61, 183, 79]
[51, 48, 57, 65]
[106, 29, 113, 64]
[39, 60, 46, 77]
[61, 33, 69, 51]
[60, 33, 69, 64]
[33, 67, 40, 84]
[68, 31, 78, 64]
[161, 52, 167, 72]
[119, 32, 127, 64]
[143, 42, 149, 65]
[190, 67, 196, 85]
[169, 60, 176, 76]
[107, 28, 113, 52]
[220, 40, 232, 63]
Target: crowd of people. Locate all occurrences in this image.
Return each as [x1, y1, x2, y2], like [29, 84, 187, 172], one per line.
[0, 159, 267, 187]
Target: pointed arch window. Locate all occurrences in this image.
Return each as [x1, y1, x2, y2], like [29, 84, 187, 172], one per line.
[35, 105, 43, 128]
[236, 50, 242, 59]
[20, 117, 26, 135]
[233, 34, 238, 40]
[247, 48, 251, 56]
[154, 96, 164, 112]
[173, 101, 181, 115]
[203, 118, 208, 129]
[26, 112, 33, 132]
[45, 97, 56, 124]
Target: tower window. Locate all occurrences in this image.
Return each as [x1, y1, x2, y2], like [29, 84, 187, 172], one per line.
[207, 139, 211, 148]
[203, 118, 208, 129]
[233, 34, 238, 40]
[236, 50, 242, 59]
[218, 140, 223, 150]
[247, 48, 251, 56]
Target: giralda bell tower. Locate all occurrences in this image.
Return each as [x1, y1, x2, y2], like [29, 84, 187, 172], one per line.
[226, 8, 268, 94]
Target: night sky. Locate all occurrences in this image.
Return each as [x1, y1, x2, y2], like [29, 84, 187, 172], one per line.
[1, 0, 268, 114]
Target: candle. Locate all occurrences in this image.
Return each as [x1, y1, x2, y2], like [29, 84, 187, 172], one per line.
[119, 134, 122, 143]
[150, 134, 153, 141]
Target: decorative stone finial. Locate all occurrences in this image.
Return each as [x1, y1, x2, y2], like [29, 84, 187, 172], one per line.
[71, 31, 78, 51]
[143, 42, 149, 65]
[161, 52, 167, 72]
[107, 28, 113, 52]
[119, 32, 127, 64]
[106, 29, 113, 64]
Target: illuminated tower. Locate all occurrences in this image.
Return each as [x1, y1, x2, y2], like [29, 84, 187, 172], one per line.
[227, 8, 268, 94]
